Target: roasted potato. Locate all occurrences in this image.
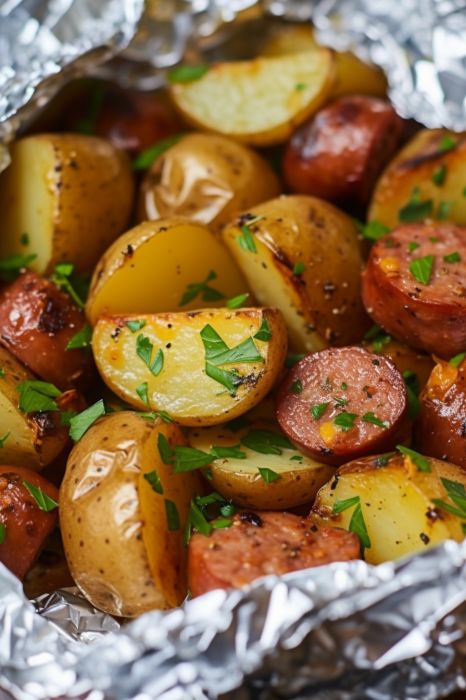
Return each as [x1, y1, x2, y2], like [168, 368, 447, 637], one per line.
[92, 307, 287, 426]
[0, 134, 134, 274]
[137, 133, 281, 232]
[0, 466, 58, 579]
[188, 419, 334, 509]
[369, 129, 466, 228]
[222, 195, 368, 352]
[60, 412, 203, 616]
[0, 271, 93, 390]
[261, 24, 386, 99]
[169, 51, 334, 146]
[86, 219, 248, 325]
[0, 346, 73, 469]
[311, 451, 466, 564]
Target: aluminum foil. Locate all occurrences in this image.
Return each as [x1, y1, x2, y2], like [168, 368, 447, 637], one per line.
[0, 541, 466, 699]
[1, 1, 466, 699]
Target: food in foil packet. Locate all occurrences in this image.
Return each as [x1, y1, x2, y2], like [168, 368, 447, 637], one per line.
[1, 0, 466, 699]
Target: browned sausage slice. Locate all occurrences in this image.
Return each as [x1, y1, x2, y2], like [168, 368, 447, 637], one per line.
[0, 271, 93, 389]
[276, 346, 408, 465]
[283, 96, 403, 209]
[415, 357, 466, 468]
[362, 223, 466, 358]
[188, 511, 360, 596]
[0, 466, 59, 580]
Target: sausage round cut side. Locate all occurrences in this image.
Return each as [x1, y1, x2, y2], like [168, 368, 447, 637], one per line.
[0, 466, 58, 580]
[362, 223, 466, 358]
[276, 346, 408, 465]
[0, 271, 92, 389]
[416, 357, 466, 468]
[188, 511, 360, 597]
[283, 96, 403, 209]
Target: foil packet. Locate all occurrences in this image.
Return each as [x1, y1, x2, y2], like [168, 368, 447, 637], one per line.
[1, 1, 466, 699]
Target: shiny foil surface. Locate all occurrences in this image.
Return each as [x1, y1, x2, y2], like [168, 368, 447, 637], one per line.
[1, 1, 466, 699]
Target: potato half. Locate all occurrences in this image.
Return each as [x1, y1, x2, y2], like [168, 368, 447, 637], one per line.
[137, 133, 280, 232]
[261, 24, 387, 99]
[60, 412, 203, 617]
[311, 452, 466, 564]
[0, 346, 70, 469]
[92, 307, 287, 426]
[369, 129, 466, 228]
[188, 419, 334, 510]
[86, 219, 248, 325]
[222, 195, 368, 352]
[169, 51, 334, 146]
[0, 134, 134, 274]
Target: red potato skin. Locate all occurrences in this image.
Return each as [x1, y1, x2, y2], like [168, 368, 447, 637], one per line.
[0, 467, 58, 580]
[0, 271, 93, 390]
[415, 359, 466, 468]
[283, 96, 403, 209]
[188, 511, 360, 596]
[276, 347, 409, 465]
[362, 223, 466, 358]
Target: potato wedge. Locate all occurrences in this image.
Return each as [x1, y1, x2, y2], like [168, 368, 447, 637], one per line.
[60, 412, 203, 617]
[86, 219, 248, 325]
[222, 195, 368, 352]
[188, 419, 334, 509]
[261, 24, 386, 99]
[0, 346, 72, 469]
[0, 134, 134, 274]
[92, 308, 287, 426]
[311, 451, 466, 565]
[369, 129, 466, 228]
[169, 51, 334, 146]
[137, 133, 280, 232]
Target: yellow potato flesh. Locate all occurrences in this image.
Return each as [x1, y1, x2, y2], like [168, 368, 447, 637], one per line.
[86, 220, 248, 325]
[93, 308, 287, 426]
[369, 129, 466, 228]
[60, 412, 202, 616]
[313, 455, 466, 565]
[0, 134, 134, 274]
[170, 51, 334, 146]
[188, 421, 334, 509]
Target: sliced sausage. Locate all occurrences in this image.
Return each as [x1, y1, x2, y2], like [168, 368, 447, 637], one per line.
[283, 96, 403, 210]
[0, 271, 93, 389]
[276, 346, 408, 465]
[362, 335, 434, 391]
[416, 357, 466, 468]
[362, 223, 466, 358]
[188, 511, 360, 596]
[0, 466, 58, 579]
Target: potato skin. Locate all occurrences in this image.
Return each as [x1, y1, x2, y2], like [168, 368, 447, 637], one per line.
[137, 133, 280, 232]
[0, 134, 134, 274]
[0, 466, 58, 580]
[311, 452, 466, 564]
[222, 195, 369, 352]
[369, 129, 466, 228]
[60, 412, 203, 617]
[284, 96, 403, 210]
[0, 271, 93, 390]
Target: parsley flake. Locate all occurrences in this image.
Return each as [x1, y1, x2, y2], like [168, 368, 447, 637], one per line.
[432, 164, 447, 186]
[66, 324, 92, 350]
[179, 270, 225, 306]
[167, 64, 209, 83]
[311, 402, 329, 420]
[132, 133, 185, 170]
[226, 293, 249, 309]
[69, 400, 106, 441]
[254, 317, 272, 341]
[136, 335, 164, 376]
[164, 499, 180, 531]
[126, 319, 146, 333]
[241, 429, 292, 455]
[397, 444, 431, 472]
[439, 134, 457, 152]
[399, 188, 433, 223]
[23, 481, 58, 512]
[444, 251, 461, 263]
[409, 255, 434, 285]
[450, 352, 466, 368]
[144, 470, 163, 494]
[258, 467, 281, 483]
[334, 411, 357, 431]
[292, 261, 306, 275]
[358, 220, 391, 241]
[136, 381, 149, 405]
[362, 412, 388, 428]
[290, 380, 303, 395]
[17, 380, 61, 413]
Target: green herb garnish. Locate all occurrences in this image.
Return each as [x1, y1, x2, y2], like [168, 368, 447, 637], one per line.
[66, 324, 92, 350]
[399, 188, 433, 223]
[0, 253, 37, 282]
[226, 293, 250, 309]
[132, 133, 185, 170]
[136, 335, 164, 376]
[358, 220, 391, 241]
[126, 319, 146, 333]
[362, 412, 388, 428]
[179, 270, 225, 306]
[167, 64, 209, 83]
[334, 411, 357, 431]
[241, 429, 292, 455]
[210, 444, 246, 459]
[437, 201, 453, 220]
[69, 400, 106, 441]
[0, 432, 9, 448]
[254, 318, 272, 342]
[396, 444, 431, 472]
[50, 263, 85, 308]
[409, 255, 434, 285]
[17, 380, 61, 413]
[144, 470, 164, 494]
[450, 352, 466, 368]
[408, 241, 420, 253]
[432, 164, 447, 186]
[292, 261, 306, 275]
[311, 402, 329, 420]
[444, 251, 460, 263]
[439, 135, 457, 152]
[258, 467, 281, 483]
[403, 370, 421, 418]
[165, 499, 180, 531]
[23, 481, 58, 512]
[291, 380, 303, 395]
[136, 382, 149, 405]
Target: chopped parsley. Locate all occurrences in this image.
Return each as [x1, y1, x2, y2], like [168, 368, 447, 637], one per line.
[167, 64, 209, 83]
[200, 324, 263, 395]
[258, 467, 281, 483]
[50, 263, 85, 308]
[226, 293, 250, 309]
[23, 481, 58, 512]
[0, 432, 9, 448]
[136, 381, 149, 405]
[432, 164, 447, 186]
[285, 353, 305, 368]
[184, 492, 235, 542]
[144, 470, 164, 494]
[432, 478, 466, 520]
[398, 188, 433, 223]
[358, 220, 391, 241]
[409, 255, 434, 285]
[437, 201, 453, 220]
[126, 319, 146, 333]
[444, 251, 461, 263]
[241, 429, 292, 455]
[0, 253, 37, 282]
[0, 523, 5, 544]
[179, 270, 225, 306]
[439, 134, 457, 152]
[136, 335, 164, 376]
[20, 232, 29, 246]
[332, 495, 371, 551]
[364, 324, 391, 353]
[290, 380, 303, 395]
[164, 499, 180, 531]
[66, 324, 92, 350]
[362, 412, 388, 428]
[334, 411, 357, 431]
[292, 261, 306, 275]
[407, 241, 420, 253]
[396, 444, 431, 472]
[69, 400, 106, 441]
[132, 133, 185, 170]
[254, 318, 272, 341]
[237, 215, 264, 253]
[17, 380, 61, 413]
[210, 444, 246, 459]
[311, 402, 329, 420]
[450, 352, 466, 368]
